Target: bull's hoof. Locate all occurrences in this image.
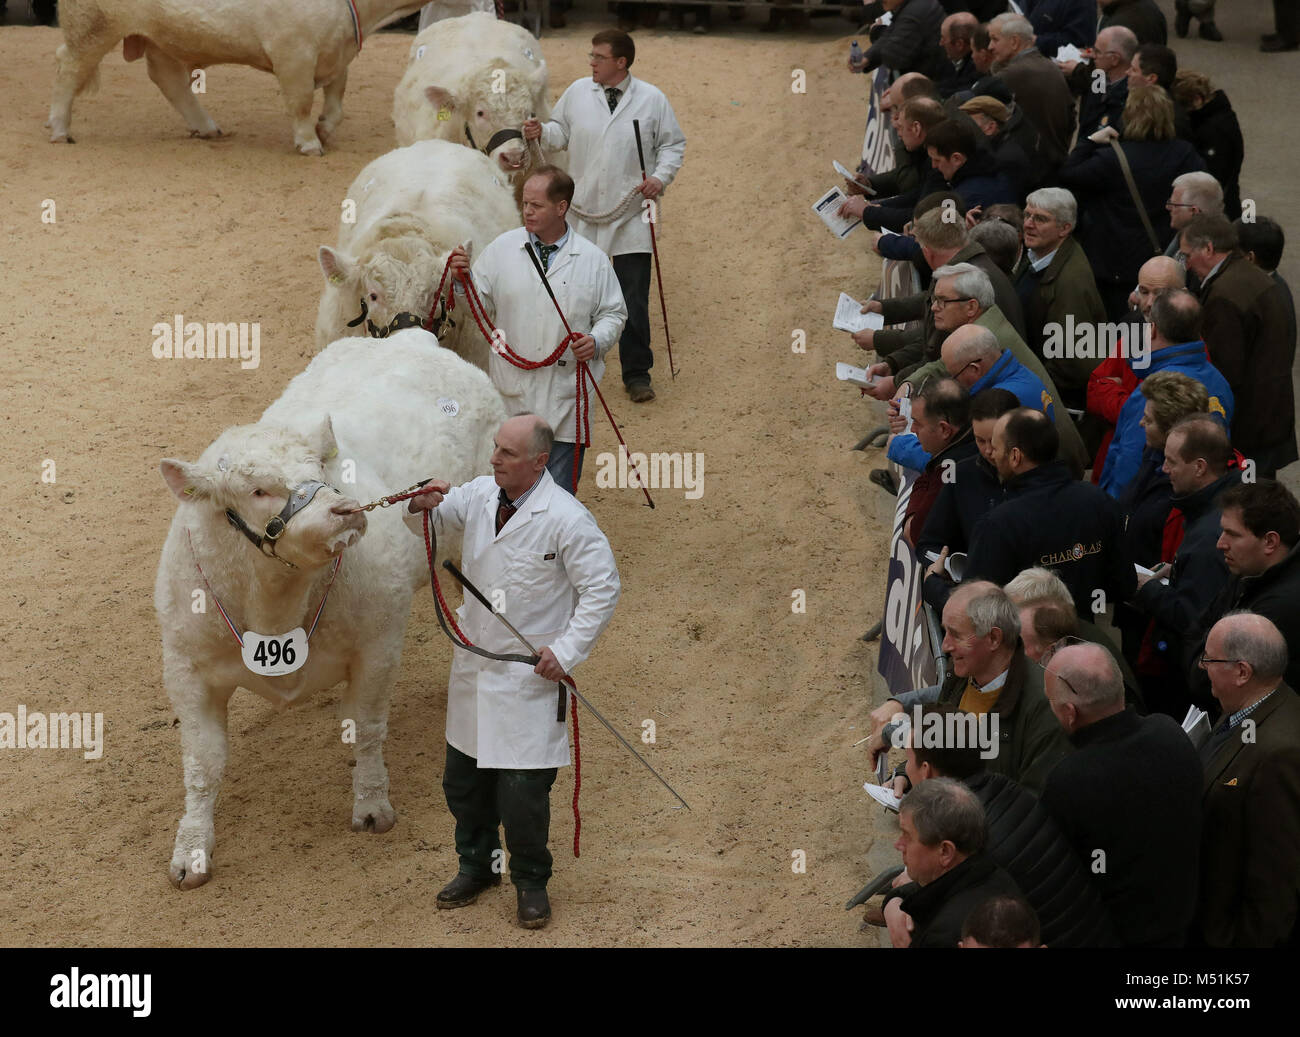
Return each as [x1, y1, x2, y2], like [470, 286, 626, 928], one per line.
[49, 132, 74, 143]
[168, 857, 213, 890]
[351, 800, 396, 834]
[189, 128, 225, 139]
[297, 139, 324, 157]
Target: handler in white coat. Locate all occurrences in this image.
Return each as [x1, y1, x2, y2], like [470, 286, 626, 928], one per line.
[523, 29, 685, 404]
[405, 413, 621, 929]
[447, 167, 626, 494]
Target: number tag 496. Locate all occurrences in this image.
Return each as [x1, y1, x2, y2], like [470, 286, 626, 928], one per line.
[241, 628, 308, 677]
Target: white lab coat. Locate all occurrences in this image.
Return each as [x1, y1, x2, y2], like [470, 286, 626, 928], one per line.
[540, 74, 687, 257]
[405, 470, 621, 768]
[469, 226, 627, 442]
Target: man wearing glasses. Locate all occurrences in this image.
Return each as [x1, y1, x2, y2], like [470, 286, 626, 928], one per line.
[1040, 639, 1202, 946]
[1194, 612, 1300, 947]
[523, 30, 686, 406]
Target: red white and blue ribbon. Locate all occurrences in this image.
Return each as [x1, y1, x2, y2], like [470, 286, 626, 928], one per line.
[347, 0, 364, 49]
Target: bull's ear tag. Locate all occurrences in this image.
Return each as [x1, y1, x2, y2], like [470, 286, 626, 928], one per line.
[416, 45, 427, 60]
[242, 628, 308, 677]
[217, 456, 230, 472]
[437, 397, 460, 417]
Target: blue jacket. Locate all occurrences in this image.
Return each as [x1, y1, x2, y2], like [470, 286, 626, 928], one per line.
[970, 349, 1057, 422]
[1099, 341, 1234, 497]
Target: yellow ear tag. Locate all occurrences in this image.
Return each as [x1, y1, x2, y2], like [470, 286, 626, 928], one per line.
[329, 273, 344, 285]
[325, 447, 339, 460]
[184, 487, 195, 496]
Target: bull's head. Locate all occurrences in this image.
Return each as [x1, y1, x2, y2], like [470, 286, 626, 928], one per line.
[425, 59, 545, 175]
[161, 417, 366, 569]
[318, 235, 454, 342]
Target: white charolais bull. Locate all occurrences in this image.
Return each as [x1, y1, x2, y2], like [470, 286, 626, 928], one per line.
[392, 12, 559, 186]
[155, 330, 506, 888]
[315, 139, 520, 367]
[48, 0, 426, 154]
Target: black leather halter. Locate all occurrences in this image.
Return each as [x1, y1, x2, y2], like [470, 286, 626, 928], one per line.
[225, 480, 330, 567]
[347, 297, 454, 340]
[465, 124, 524, 156]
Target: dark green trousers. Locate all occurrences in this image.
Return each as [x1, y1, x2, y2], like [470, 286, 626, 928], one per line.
[442, 741, 558, 890]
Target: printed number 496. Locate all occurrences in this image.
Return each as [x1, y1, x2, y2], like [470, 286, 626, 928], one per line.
[253, 637, 296, 667]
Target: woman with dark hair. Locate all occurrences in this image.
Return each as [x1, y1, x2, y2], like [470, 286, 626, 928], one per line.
[1057, 85, 1205, 320]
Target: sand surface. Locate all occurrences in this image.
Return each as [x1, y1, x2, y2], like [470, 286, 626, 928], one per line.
[1, 7, 1296, 948]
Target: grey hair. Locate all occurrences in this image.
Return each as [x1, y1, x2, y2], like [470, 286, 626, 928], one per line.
[1219, 610, 1289, 680]
[1099, 25, 1139, 62]
[903, 777, 986, 854]
[968, 219, 1021, 275]
[1172, 172, 1224, 216]
[951, 325, 1002, 365]
[1052, 643, 1125, 710]
[1026, 187, 1078, 227]
[991, 12, 1035, 42]
[518, 413, 555, 459]
[933, 262, 996, 312]
[955, 581, 1022, 642]
[1004, 567, 1074, 610]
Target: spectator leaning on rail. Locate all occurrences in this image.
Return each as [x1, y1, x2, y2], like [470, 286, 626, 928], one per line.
[1098, 289, 1232, 499]
[1011, 187, 1108, 411]
[881, 778, 1022, 948]
[838, 98, 948, 233]
[1181, 214, 1298, 478]
[1039, 640, 1203, 947]
[1187, 481, 1300, 704]
[1058, 85, 1206, 321]
[892, 379, 977, 549]
[901, 263, 1089, 473]
[870, 581, 1073, 793]
[1127, 416, 1239, 717]
[1193, 612, 1300, 947]
[901, 706, 1118, 947]
[917, 388, 1020, 593]
[959, 408, 1136, 617]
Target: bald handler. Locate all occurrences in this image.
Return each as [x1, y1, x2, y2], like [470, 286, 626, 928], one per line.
[405, 414, 621, 930]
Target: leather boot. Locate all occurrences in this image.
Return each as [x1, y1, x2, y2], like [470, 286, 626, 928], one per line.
[436, 872, 501, 909]
[517, 887, 552, 929]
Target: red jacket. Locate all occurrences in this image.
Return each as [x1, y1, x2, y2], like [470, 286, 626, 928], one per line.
[1086, 353, 1139, 483]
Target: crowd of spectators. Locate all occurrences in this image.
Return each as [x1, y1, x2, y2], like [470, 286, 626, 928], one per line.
[839, 0, 1300, 948]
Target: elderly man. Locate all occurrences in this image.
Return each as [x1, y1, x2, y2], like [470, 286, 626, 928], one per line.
[958, 409, 1135, 616]
[447, 168, 627, 493]
[881, 779, 1022, 948]
[937, 12, 980, 96]
[1128, 417, 1239, 715]
[525, 30, 685, 405]
[1181, 215, 1298, 477]
[1189, 481, 1300, 700]
[900, 707, 1117, 946]
[1165, 171, 1223, 279]
[987, 14, 1077, 167]
[1195, 613, 1300, 946]
[871, 581, 1073, 791]
[1067, 26, 1138, 138]
[1040, 641, 1203, 946]
[902, 263, 1089, 471]
[941, 326, 1055, 421]
[848, 73, 940, 194]
[1098, 290, 1233, 497]
[1012, 187, 1108, 409]
[405, 414, 621, 930]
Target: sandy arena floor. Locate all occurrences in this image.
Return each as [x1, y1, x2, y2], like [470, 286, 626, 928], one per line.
[0, 6, 1296, 947]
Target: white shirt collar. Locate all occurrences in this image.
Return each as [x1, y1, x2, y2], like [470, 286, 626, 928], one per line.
[1027, 247, 1058, 272]
[972, 668, 1010, 693]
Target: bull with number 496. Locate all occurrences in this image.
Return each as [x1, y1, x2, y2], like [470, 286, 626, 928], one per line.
[153, 329, 505, 888]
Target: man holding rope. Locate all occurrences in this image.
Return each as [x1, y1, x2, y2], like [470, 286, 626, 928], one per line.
[522, 30, 686, 404]
[404, 413, 621, 930]
[446, 167, 626, 494]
